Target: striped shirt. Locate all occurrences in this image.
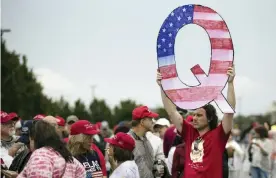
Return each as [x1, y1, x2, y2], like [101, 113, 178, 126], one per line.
[17, 147, 86, 178]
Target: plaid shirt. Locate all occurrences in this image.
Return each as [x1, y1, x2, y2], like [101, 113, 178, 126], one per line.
[17, 147, 86, 178]
[128, 130, 155, 178]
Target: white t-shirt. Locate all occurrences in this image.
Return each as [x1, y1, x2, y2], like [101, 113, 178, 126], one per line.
[146, 132, 165, 161]
[110, 160, 139, 178]
[0, 147, 13, 167]
[0, 136, 19, 167]
[166, 146, 176, 175]
[226, 140, 244, 170]
[251, 138, 274, 171]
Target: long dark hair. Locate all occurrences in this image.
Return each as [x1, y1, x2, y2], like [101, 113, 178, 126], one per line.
[239, 123, 254, 142]
[254, 126, 268, 139]
[30, 120, 73, 162]
[114, 126, 130, 134]
[113, 146, 134, 163]
[202, 104, 218, 130]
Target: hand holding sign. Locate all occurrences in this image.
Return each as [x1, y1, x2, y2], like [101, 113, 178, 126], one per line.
[227, 66, 235, 83]
[156, 4, 235, 113]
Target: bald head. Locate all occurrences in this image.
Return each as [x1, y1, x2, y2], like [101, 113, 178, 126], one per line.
[43, 116, 58, 128]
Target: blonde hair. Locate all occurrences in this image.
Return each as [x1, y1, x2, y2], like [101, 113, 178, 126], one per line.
[67, 134, 93, 156]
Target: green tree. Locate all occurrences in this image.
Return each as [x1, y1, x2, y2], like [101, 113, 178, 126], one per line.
[54, 96, 73, 118]
[154, 107, 168, 119]
[112, 99, 139, 126]
[88, 98, 112, 123]
[73, 99, 90, 120]
[1, 40, 53, 119]
[255, 114, 271, 126]
[234, 115, 253, 130]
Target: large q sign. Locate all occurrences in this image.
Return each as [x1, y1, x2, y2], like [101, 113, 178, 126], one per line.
[157, 4, 235, 113]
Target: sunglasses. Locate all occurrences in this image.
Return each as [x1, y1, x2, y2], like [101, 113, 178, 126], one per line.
[193, 137, 202, 151]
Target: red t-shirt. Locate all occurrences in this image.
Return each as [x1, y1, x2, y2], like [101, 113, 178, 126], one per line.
[63, 137, 107, 176]
[181, 120, 229, 178]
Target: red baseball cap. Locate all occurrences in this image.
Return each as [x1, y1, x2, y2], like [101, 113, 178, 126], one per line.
[33, 114, 46, 120]
[132, 106, 159, 120]
[186, 115, 193, 122]
[1, 111, 19, 123]
[63, 137, 69, 143]
[56, 116, 65, 126]
[70, 120, 100, 135]
[104, 132, 135, 151]
[95, 122, 101, 129]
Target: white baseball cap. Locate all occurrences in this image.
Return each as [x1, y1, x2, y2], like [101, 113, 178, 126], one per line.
[15, 120, 22, 129]
[101, 121, 109, 129]
[154, 118, 170, 127]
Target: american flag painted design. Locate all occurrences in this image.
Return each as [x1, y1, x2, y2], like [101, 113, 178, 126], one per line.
[157, 4, 235, 113]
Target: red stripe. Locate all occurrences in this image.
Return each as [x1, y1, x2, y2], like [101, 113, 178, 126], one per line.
[166, 86, 224, 102]
[209, 60, 232, 74]
[193, 19, 228, 31]
[191, 64, 205, 75]
[160, 64, 177, 79]
[92, 172, 103, 177]
[211, 38, 233, 50]
[194, 5, 216, 13]
[191, 61, 232, 75]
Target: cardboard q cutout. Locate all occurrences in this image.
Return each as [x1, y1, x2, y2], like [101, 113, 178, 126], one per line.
[157, 4, 235, 113]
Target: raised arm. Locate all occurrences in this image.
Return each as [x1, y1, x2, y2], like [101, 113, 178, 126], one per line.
[222, 66, 236, 134]
[156, 71, 183, 133]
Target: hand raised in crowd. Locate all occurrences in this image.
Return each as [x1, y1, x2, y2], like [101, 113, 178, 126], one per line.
[105, 147, 113, 159]
[105, 146, 117, 170]
[227, 65, 235, 83]
[156, 70, 162, 86]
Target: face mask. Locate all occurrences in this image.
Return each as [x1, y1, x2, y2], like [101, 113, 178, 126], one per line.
[8, 129, 16, 136]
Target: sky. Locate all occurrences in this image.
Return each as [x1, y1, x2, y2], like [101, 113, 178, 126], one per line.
[2, 0, 276, 117]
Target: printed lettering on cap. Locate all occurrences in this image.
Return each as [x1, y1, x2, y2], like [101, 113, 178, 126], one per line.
[84, 123, 93, 129]
[1, 112, 8, 118]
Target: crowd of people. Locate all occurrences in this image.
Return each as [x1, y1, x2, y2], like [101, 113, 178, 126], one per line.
[1, 66, 276, 178]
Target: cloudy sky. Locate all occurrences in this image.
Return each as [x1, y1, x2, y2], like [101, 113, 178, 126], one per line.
[2, 0, 276, 116]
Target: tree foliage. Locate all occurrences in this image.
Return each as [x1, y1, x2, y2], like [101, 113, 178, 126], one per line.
[112, 99, 139, 126]
[89, 98, 112, 123]
[154, 107, 168, 119]
[1, 40, 53, 119]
